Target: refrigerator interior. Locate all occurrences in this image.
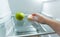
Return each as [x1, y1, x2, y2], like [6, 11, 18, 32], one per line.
[7, 0, 60, 37]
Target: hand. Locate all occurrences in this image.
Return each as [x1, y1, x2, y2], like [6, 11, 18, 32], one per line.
[28, 13, 47, 24]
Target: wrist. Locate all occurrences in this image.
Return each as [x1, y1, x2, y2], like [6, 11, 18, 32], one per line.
[44, 17, 53, 25]
[43, 17, 50, 24]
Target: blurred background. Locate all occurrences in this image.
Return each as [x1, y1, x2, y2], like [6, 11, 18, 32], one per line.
[0, 0, 60, 37]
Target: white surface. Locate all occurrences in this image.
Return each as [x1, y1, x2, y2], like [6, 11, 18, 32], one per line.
[42, 0, 60, 19]
[0, 0, 11, 18]
[8, 0, 43, 14]
[0, 0, 11, 24]
[0, 14, 11, 24]
[0, 0, 11, 37]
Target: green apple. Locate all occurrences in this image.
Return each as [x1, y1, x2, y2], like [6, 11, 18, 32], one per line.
[15, 12, 25, 21]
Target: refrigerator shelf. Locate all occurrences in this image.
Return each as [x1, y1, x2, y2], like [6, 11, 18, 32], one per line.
[7, 15, 56, 37]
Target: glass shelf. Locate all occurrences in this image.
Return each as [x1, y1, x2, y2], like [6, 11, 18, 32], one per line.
[7, 15, 55, 37]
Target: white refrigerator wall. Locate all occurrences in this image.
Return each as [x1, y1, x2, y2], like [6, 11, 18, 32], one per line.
[8, 0, 60, 19]
[8, 0, 43, 14]
[0, 0, 11, 37]
[42, 0, 60, 19]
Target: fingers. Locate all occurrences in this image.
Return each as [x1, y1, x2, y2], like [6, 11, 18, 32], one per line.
[32, 13, 41, 17]
[28, 13, 47, 23]
[32, 13, 37, 16]
[28, 15, 34, 21]
[28, 15, 38, 22]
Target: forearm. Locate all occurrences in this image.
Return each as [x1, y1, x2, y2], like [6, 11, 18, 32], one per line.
[45, 18, 60, 35]
[28, 13, 60, 35]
